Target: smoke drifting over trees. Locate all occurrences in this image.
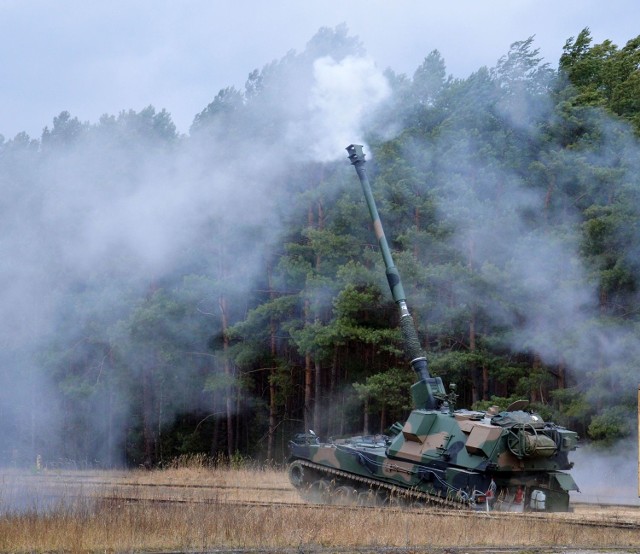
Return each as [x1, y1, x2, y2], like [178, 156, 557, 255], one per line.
[0, 26, 638, 488]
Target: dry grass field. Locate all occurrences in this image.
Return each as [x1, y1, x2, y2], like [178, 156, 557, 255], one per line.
[0, 459, 638, 553]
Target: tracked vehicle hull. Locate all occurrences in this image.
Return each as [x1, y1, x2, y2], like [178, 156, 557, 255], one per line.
[289, 407, 579, 512]
[288, 145, 579, 513]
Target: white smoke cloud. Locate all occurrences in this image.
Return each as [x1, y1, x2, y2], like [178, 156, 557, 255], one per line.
[0, 31, 396, 466]
[307, 55, 391, 162]
[570, 443, 640, 505]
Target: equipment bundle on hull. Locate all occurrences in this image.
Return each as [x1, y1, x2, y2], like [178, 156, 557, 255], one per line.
[288, 145, 579, 513]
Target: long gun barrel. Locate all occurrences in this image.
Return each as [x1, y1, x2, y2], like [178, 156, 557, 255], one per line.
[346, 144, 444, 409]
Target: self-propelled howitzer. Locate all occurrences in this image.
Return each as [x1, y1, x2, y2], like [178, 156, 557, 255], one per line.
[287, 144, 579, 512]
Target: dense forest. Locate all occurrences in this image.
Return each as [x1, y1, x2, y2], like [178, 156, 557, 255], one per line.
[1, 26, 639, 468]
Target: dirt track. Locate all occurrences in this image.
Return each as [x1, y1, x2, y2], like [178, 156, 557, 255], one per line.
[2, 469, 638, 524]
[0, 468, 638, 553]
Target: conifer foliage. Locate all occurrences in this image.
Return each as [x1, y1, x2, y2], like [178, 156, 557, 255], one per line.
[0, 27, 638, 467]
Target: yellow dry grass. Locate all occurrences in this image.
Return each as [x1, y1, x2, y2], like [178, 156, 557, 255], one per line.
[0, 463, 638, 553]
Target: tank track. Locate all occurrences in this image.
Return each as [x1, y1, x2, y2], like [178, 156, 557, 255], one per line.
[291, 459, 469, 510]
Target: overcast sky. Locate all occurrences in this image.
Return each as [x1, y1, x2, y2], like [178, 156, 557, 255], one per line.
[1, 0, 638, 140]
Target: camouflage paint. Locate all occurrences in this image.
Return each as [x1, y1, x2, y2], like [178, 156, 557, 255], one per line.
[286, 146, 579, 513]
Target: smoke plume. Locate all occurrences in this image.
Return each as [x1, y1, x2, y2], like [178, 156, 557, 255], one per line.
[0, 28, 392, 467]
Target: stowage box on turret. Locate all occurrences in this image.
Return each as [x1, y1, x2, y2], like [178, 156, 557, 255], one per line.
[287, 144, 579, 512]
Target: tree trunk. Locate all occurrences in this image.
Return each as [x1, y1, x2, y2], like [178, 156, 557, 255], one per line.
[313, 357, 321, 435]
[219, 293, 234, 459]
[267, 264, 277, 461]
[530, 355, 541, 403]
[303, 357, 312, 431]
[235, 383, 241, 453]
[558, 359, 566, 389]
[211, 409, 220, 459]
[316, 200, 324, 267]
[304, 299, 312, 433]
[328, 347, 338, 434]
[311, 200, 324, 434]
[468, 237, 480, 404]
[141, 365, 155, 468]
[267, 322, 277, 461]
[363, 396, 369, 435]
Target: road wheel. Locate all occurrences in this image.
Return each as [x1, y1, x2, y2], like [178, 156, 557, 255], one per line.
[307, 479, 331, 504]
[357, 488, 386, 507]
[332, 485, 358, 505]
[288, 461, 307, 488]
